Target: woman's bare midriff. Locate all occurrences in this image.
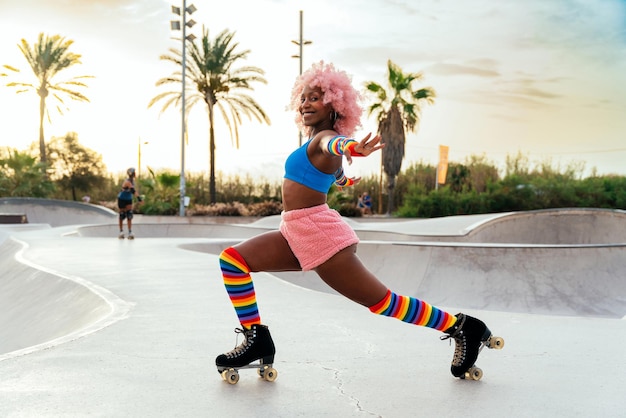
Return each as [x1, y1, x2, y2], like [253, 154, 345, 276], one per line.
[282, 179, 328, 211]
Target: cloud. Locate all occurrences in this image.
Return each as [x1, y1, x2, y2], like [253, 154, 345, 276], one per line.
[427, 62, 500, 78]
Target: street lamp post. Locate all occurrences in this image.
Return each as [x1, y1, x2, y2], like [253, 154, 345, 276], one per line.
[171, 1, 197, 216]
[137, 137, 149, 179]
[291, 10, 312, 147]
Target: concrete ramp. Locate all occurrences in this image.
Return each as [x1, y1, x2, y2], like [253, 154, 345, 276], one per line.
[466, 208, 626, 244]
[361, 242, 626, 318]
[5, 203, 626, 342]
[352, 208, 626, 244]
[0, 197, 117, 227]
[181, 208, 626, 319]
[186, 240, 626, 319]
[76, 223, 271, 239]
[0, 237, 117, 356]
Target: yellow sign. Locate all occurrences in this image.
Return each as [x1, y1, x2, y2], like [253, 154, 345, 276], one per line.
[437, 145, 449, 184]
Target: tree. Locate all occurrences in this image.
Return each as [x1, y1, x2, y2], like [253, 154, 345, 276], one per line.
[365, 60, 436, 214]
[2, 33, 92, 166]
[0, 148, 54, 197]
[46, 132, 108, 201]
[149, 27, 270, 204]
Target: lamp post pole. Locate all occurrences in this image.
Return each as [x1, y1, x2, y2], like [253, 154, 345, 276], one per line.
[291, 10, 312, 147]
[179, 0, 188, 217]
[171, 1, 196, 216]
[296, 10, 304, 75]
[137, 137, 148, 179]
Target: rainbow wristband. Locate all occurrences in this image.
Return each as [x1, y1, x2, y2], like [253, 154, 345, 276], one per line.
[327, 136, 364, 157]
[334, 167, 355, 187]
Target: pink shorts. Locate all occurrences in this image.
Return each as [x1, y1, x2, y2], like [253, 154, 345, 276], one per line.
[280, 204, 360, 271]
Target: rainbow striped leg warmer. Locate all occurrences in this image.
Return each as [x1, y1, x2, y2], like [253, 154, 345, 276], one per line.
[219, 247, 261, 329]
[369, 289, 457, 331]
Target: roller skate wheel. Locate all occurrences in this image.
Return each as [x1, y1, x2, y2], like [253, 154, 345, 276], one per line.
[465, 367, 483, 381]
[258, 366, 278, 382]
[221, 368, 239, 384]
[263, 367, 278, 382]
[489, 336, 505, 349]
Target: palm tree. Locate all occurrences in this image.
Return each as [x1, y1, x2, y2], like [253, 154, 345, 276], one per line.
[149, 27, 270, 204]
[0, 149, 54, 197]
[2, 33, 92, 166]
[365, 60, 436, 214]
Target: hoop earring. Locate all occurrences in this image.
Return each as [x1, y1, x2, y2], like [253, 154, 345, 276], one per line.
[330, 111, 338, 122]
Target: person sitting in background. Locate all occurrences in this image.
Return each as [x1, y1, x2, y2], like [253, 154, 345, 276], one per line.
[358, 191, 373, 215]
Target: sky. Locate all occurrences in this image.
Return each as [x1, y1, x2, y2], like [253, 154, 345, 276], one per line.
[1, 0, 625, 182]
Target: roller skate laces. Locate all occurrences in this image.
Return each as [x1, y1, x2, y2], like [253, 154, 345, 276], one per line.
[223, 327, 255, 360]
[441, 314, 470, 372]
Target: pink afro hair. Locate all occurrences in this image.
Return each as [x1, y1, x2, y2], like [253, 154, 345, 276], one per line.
[289, 61, 363, 137]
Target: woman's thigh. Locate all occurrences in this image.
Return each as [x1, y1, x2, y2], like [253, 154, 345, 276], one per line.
[233, 230, 302, 272]
[315, 245, 388, 307]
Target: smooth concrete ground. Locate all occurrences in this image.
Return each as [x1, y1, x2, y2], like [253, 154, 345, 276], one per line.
[1, 198, 626, 417]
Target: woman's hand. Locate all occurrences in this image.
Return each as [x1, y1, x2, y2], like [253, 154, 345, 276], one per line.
[345, 133, 384, 164]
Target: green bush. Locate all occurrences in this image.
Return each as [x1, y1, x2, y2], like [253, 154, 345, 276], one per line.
[338, 203, 362, 217]
[136, 169, 180, 215]
[4, 143, 626, 218]
[188, 202, 248, 216]
[246, 201, 282, 216]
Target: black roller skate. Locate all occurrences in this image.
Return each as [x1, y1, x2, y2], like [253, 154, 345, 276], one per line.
[215, 324, 277, 384]
[441, 313, 504, 380]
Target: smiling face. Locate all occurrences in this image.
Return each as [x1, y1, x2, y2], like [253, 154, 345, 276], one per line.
[299, 85, 334, 131]
[289, 62, 362, 136]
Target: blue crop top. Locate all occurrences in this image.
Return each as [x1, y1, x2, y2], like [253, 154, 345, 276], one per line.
[284, 139, 335, 193]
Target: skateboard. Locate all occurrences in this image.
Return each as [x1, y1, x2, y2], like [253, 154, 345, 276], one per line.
[218, 362, 278, 385]
[461, 335, 504, 380]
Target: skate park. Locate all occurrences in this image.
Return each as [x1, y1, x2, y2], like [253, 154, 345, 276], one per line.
[1, 197, 625, 417]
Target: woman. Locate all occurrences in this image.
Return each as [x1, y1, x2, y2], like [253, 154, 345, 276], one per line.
[216, 62, 501, 380]
[117, 167, 142, 239]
